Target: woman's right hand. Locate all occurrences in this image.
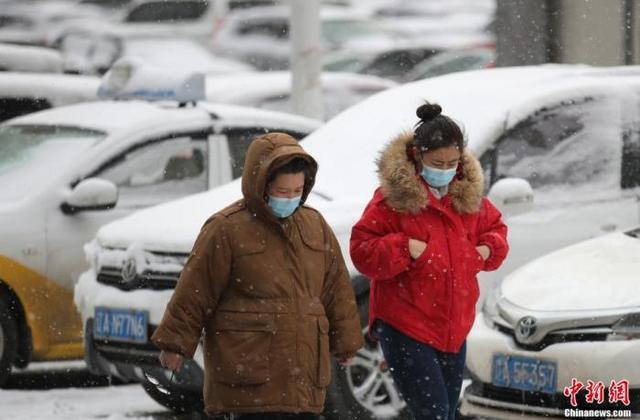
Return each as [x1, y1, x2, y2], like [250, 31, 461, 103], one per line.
[408, 238, 427, 259]
[159, 350, 184, 372]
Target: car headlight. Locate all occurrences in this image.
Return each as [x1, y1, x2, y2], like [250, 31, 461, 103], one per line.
[609, 313, 640, 340]
[482, 282, 502, 326]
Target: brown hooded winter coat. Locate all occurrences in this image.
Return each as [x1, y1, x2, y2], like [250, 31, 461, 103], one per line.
[151, 132, 364, 415]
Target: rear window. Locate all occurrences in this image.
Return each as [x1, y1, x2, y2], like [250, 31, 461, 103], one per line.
[125, 0, 208, 23]
[0, 97, 51, 123]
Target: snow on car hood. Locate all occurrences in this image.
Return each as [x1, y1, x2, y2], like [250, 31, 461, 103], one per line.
[501, 228, 640, 312]
[96, 65, 635, 254]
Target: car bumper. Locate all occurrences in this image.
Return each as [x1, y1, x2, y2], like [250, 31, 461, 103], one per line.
[75, 268, 204, 390]
[460, 313, 640, 417]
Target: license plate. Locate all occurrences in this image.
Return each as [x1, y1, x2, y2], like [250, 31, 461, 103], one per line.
[491, 354, 557, 393]
[94, 307, 148, 344]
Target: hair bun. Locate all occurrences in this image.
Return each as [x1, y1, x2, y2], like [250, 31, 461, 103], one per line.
[416, 102, 442, 121]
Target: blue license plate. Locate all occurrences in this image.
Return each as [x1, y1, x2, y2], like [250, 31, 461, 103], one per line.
[491, 354, 557, 394]
[94, 307, 148, 343]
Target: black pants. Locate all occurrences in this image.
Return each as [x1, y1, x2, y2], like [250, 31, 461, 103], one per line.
[375, 321, 466, 420]
[209, 413, 319, 420]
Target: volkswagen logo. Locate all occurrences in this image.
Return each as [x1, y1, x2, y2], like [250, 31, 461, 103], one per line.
[121, 258, 137, 283]
[515, 316, 537, 343]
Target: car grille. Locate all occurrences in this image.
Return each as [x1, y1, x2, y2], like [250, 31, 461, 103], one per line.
[97, 266, 181, 291]
[495, 323, 610, 351]
[466, 381, 640, 413]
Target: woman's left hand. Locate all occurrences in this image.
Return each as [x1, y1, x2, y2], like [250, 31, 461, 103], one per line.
[476, 245, 491, 261]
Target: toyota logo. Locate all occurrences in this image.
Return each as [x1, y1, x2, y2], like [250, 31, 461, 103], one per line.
[515, 316, 537, 343]
[121, 258, 137, 283]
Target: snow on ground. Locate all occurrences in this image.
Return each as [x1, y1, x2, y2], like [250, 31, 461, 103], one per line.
[0, 385, 167, 420]
[2, 361, 172, 420]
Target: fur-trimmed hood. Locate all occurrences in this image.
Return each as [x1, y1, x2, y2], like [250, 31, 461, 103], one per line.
[376, 132, 484, 214]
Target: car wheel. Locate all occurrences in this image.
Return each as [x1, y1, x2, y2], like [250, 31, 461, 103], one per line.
[141, 374, 203, 413]
[0, 298, 18, 387]
[324, 295, 412, 420]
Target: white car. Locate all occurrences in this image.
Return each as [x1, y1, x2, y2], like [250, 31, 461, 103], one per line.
[0, 63, 320, 387]
[206, 71, 397, 120]
[460, 226, 640, 418]
[49, 0, 219, 49]
[75, 65, 640, 418]
[0, 72, 99, 122]
[0, 43, 64, 73]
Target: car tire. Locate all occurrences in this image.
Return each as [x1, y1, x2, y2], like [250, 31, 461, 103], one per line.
[141, 376, 203, 414]
[0, 298, 18, 387]
[324, 294, 412, 420]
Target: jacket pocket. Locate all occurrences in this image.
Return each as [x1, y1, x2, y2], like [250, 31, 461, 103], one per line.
[316, 316, 331, 387]
[212, 312, 275, 385]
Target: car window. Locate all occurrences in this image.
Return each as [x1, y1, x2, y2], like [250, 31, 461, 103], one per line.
[236, 19, 289, 39]
[125, 0, 208, 23]
[491, 96, 621, 190]
[0, 97, 51, 122]
[95, 135, 208, 208]
[224, 127, 308, 178]
[361, 49, 439, 79]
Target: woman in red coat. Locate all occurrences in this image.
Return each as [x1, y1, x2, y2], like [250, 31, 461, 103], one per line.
[350, 102, 508, 420]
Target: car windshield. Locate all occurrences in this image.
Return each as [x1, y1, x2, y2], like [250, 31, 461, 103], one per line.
[0, 124, 105, 200]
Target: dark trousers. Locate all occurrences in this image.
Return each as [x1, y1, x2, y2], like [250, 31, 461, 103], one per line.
[375, 321, 466, 420]
[209, 413, 319, 420]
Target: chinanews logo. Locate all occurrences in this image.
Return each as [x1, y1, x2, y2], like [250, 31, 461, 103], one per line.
[563, 378, 633, 418]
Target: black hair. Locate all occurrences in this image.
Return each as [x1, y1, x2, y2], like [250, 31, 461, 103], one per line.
[267, 157, 312, 184]
[413, 102, 465, 153]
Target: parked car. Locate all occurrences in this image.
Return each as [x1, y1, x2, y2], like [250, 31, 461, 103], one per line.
[59, 35, 254, 76]
[211, 6, 403, 70]
[324, 38, 493, 81]
[0, 72, 99, 122]
[74, 65, 640, 418]
[48, 0, 220, 53]
[0, 42, 65, 73]
[0, 62, 321, 387]
[403, 47, 495, 82]
[206, 71, 397, 120]
[460, 226, 640, 418]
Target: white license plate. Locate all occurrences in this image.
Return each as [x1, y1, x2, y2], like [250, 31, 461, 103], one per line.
[93, 307, 148, 344]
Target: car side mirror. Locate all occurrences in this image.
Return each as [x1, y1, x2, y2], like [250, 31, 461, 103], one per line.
[61, 178, 118, 215]
[488, 177, 534, 218]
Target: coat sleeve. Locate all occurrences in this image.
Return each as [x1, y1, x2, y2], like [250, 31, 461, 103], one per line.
[151, 216, 232, 358]
[349, 198, 412, 281]
[476, 198, 509, 272]
[320, 219, 364, 358]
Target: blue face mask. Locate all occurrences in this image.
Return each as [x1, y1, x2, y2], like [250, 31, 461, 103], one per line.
[268, 195, 302, 218]
[420, 165, 457, 187]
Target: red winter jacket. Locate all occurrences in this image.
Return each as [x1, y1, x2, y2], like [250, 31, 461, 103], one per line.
[350, 133, 508, 353]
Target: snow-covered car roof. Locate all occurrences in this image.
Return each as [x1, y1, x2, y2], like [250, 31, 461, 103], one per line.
[0, 43, 64, 73]
[94, 64, 640, 251]
[0, 72, 99, 105]
[205, 71, 397, 105]
[6, 100, 321, 139]
[500, 226, 640, 312]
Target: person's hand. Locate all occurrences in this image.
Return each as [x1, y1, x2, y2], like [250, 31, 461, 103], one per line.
[408, 238, 427, 259]
[159, 350, 184, 373]
[476, 245, 491, 261]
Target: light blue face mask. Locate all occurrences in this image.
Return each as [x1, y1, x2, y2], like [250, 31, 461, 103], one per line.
[421, 165, 457, 187]
[268, 195, 302, 218]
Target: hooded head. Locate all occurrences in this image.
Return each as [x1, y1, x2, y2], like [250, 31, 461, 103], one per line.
[241, 132, 318, 222]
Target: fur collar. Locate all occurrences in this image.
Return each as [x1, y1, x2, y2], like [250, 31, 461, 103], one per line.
[376, 132, 484, 214]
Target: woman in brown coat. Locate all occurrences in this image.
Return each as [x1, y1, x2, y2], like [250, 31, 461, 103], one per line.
[151, 132, 364, 419]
